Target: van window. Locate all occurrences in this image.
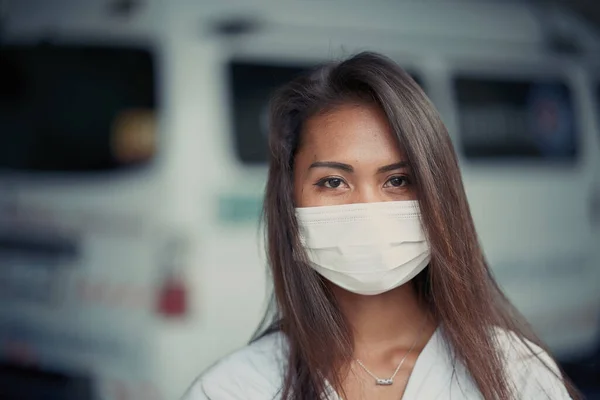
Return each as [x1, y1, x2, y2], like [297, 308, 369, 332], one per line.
[228, 61, 423, 165]
[454, 77, 577, 161]
[596, 82, 600, 133]
[0, 45, 157, 172]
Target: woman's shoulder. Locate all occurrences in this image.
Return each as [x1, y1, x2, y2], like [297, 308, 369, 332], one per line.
[181, 332, 288, 400]
[491, 327, 572, 399]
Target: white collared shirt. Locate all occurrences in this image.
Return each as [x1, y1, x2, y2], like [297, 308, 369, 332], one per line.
[182, 327, 571, 399]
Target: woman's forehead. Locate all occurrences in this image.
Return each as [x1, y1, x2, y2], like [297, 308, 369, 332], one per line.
[299, 103, 406, 164]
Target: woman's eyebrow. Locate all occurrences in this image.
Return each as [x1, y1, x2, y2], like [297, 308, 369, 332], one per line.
[376, 161, 409, 174]
[309, 161, 354, 172]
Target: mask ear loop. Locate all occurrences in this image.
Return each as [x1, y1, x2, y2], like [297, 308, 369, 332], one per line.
[290, 215, 313, 268]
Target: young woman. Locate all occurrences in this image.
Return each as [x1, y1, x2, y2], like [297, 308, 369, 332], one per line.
[184, 52, 577, 399]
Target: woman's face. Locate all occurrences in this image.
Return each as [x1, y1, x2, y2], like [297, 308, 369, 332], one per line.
[294, 103, 416, 207]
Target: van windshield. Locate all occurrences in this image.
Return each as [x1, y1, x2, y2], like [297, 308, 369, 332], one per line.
[0, 44, 157, 172]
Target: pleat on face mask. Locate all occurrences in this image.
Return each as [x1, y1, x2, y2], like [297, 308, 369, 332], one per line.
[296, 200, 430, 295]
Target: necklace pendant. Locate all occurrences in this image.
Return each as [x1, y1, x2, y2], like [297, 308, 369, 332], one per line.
[376, 378, 393, 386]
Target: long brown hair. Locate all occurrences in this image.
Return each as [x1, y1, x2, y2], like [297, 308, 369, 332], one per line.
[257, 52, 578, 399]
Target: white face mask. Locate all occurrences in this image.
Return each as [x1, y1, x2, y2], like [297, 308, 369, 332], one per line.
[296, 200, 430, 295]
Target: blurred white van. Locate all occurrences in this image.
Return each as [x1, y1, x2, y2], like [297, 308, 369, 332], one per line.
[0, 1, 599, 399]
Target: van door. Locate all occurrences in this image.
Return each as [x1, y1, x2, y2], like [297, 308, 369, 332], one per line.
[450, 61, 600, 358]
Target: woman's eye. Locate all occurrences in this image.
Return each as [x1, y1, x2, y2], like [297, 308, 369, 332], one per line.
[324, 178, 343, 188]
[385, 176, 409, 188]
[316, 177, 345, 189]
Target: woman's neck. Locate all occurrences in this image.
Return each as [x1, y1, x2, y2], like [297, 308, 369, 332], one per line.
[332, 283, 431, 349]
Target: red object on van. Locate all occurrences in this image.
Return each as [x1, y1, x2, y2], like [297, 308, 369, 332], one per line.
[156, 275, 187, 317]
